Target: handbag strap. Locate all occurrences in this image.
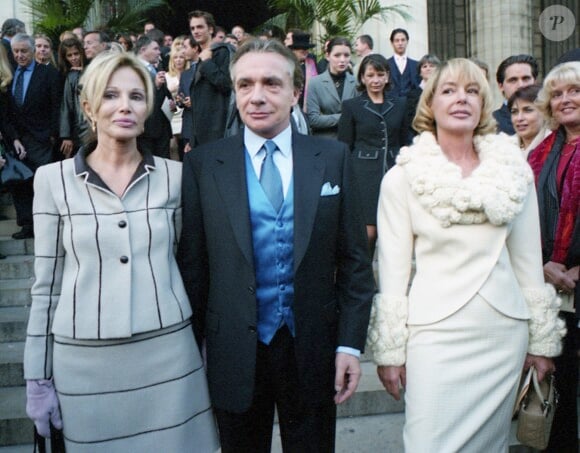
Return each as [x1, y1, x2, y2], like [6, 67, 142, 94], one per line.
[531, 367, 555, 415]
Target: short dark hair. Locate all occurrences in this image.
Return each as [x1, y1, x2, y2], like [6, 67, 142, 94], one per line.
[134, 35, 154, 55]
[507, 83, 542, 111]
[146, 29, 164, 47]
[85, 30, 111, 44]
[417, 54, 441, 75]
[183, 35, 202, 52]
[357, 34, 373, 50]
[326, 36, 351, 54]
[496, 54, 539, 84]
[188, 10, 216, 34]
[357, 54, 391, 92]
[390, 28, 409, 42]
[230, 39, 303, 90]
[1, 19, 25, 38]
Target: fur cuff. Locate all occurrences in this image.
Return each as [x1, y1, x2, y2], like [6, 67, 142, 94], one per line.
[366, 293, 408, 366]
[525, 284, 567, 357]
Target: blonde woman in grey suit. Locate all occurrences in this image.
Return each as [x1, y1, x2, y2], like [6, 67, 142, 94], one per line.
[23, 51, 219, 452]
[306, 37, 357, 138]
[367, 58, 566, 451]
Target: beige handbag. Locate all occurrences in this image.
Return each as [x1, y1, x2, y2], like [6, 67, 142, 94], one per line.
[514, 366, 558, 450]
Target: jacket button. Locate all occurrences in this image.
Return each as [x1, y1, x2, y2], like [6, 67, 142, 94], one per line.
[118, 220, 127, 228]
[248, 286, 255, 294]
[120, 256, 129, 263]
[248, 326, 257, 333]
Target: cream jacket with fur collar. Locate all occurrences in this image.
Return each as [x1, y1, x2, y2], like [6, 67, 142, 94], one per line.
[367, 132, 565, 366]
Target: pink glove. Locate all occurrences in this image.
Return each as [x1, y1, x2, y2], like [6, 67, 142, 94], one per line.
[26, 379, 62, 438]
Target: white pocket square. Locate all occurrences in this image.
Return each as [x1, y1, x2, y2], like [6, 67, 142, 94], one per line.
[320, 182, 340, 196]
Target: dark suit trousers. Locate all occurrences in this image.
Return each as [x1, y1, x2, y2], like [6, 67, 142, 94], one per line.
[9, 136, 52, 228]
[215, 326, 337, 453]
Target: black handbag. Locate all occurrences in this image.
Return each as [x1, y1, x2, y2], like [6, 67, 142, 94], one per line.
[0, 142, 33, 186]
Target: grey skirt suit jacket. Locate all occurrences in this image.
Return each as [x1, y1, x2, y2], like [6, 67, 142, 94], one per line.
[24, 150, 192, 379]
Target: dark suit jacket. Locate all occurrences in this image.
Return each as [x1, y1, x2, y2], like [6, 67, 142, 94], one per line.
[141, 71, 172, 141]
[338, 92, 409, 168]
[387, 56, 420, 98]
[493, 103, 515, 135]
[177, 131, 374, 413]
[6, 62, 61, 164]
[179, 43, 233, 146]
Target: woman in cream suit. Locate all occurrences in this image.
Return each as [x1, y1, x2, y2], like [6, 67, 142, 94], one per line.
[367, 58, 565, 451]
[306, 37, 357, 138]
[23, 51, 218, 452]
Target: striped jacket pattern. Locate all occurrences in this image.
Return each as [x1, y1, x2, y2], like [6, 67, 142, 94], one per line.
[24, 151, 192, 379]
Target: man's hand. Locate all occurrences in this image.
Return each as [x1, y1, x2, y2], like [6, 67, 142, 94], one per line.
[544, 261, 575, 293]
[155, 71, 166, 89]
[334, 352, 361, 404]
[199, 48, 212, 62]
[184, 142, 192, 153]
[60, 139, 73, 158]
[13, 139, 26, 159]
[377, 365, 406, 401]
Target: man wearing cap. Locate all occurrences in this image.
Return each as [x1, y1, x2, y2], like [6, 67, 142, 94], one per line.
[286, 30, 318, 111]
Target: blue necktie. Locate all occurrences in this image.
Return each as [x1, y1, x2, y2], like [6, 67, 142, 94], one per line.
[14, 68, 24, 106]
[259, 140, 284, 212]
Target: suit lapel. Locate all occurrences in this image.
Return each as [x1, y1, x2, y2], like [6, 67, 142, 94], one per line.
[321, 71, 340, 105]
[22, 64, 41, 109]
[212, 135, 255, 269]
[292, 133, 325, 271]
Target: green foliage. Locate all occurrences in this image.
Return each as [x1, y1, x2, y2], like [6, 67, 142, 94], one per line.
[264, 0, 411, 44]
[24, 0, 167, 44]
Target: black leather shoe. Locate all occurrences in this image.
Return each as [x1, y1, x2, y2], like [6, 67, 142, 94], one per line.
[12, 228, 34, 240]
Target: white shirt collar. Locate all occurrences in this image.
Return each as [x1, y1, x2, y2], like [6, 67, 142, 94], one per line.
[244, 124, 292, 159]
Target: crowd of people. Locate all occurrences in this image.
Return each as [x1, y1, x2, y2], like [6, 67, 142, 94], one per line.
[0, 11, 577, 453]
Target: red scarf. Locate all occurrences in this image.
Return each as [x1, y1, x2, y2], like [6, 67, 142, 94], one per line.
[529, 129, 580, 263]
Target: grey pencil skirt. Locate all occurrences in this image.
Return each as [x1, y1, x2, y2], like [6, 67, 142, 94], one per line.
[53, 320, 219, 453]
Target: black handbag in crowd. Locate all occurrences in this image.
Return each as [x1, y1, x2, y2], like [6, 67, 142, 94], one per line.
[0, 141, 33, 186]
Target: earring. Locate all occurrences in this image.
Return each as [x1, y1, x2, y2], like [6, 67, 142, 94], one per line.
[91, 120, 97, 132]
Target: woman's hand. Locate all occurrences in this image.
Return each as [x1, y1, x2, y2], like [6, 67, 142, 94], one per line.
[0, 155, 5, 169]
[60, 139, 73, 158]
[377, 365, 406, 400]
[26, 379, 63, 437]
[543, 261, 575, 293]
[523, 354, 555, 383]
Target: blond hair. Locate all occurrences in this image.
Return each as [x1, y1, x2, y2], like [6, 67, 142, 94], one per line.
[0, 44, 12, 92]
[79, 51, 153, 143]
[168, 36, 190, 77]
[536, 61, 580, 130]
[413, 58, 496, 136]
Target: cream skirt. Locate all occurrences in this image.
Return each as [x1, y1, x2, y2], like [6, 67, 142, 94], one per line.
[53, 321, 219, 452]
[404, 294, 528, 452]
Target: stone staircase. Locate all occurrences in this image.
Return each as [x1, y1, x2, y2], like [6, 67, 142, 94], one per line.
[0, 192, 34, 448]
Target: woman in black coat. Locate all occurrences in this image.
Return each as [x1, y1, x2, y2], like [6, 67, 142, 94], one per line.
[338, 54, 408, 254]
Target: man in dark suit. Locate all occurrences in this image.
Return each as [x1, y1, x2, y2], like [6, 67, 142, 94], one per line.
[493, 54, 538, 135]
[178, 39, 374, 452]
[178, 35, 201, 157]
[386, 28, 420, 99]
[135, 35, 173, 158]
[182, 10, 233, 152]
[6, 33, 61, 239]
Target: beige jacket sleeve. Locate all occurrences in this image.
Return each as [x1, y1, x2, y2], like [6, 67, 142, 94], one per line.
[367, 166, 413, 366]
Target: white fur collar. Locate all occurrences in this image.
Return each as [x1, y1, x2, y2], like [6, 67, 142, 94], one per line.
[396, 131, 533, 227]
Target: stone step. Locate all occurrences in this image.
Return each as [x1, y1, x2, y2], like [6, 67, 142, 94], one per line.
[0, 220, 18, 237]
[0, 237, 33, 257]
[0, 255, 34, 280]
[0, 307, 29, 343]
[0, 342, 24, 387]
[0, 279, 33, 308]
[0, 386, 33, 447]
